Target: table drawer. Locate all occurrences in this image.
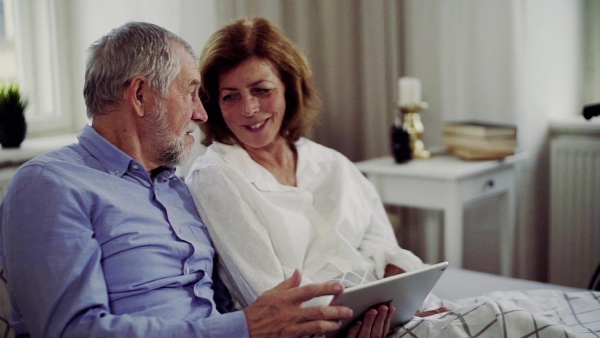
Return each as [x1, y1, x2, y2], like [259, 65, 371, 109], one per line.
[459, 167, 513, 203]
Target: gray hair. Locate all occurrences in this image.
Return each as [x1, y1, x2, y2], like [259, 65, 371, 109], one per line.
[83, 22, 197, 118]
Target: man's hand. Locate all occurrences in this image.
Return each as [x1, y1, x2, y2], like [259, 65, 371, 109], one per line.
[244, 269, 353, 338]
[346, 305, 395, 338]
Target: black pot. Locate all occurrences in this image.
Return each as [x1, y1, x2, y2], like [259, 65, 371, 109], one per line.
[391, 124, 411, 163]
[0, 114, 27, 148]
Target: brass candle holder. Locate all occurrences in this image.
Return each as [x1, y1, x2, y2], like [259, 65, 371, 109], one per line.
[399, 102, 430, 159]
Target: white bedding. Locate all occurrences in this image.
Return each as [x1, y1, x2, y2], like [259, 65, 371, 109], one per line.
[391, 268, 600, 337]
[392, 289, 600, 337]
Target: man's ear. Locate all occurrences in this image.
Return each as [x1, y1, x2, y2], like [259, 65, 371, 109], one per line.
[128, 75, 149, 118]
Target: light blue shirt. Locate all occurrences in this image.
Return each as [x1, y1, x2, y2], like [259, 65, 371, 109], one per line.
[0, 125, 249, 337]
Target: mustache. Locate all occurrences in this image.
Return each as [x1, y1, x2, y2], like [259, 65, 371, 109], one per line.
[185, 123, 197, 134]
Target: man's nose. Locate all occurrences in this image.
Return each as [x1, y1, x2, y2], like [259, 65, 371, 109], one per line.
[193, 100, 208, 123]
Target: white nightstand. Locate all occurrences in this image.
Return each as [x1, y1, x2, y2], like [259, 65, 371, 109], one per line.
[355, 154, 524, 276]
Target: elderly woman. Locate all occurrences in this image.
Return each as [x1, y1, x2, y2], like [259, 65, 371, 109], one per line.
[186, 17, 430, 336]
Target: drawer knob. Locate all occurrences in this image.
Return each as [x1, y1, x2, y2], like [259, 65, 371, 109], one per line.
[486, 179, 495, 188]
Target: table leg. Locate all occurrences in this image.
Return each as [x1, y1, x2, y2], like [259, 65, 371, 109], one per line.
[499, 188, 516, 276]
[443, 205, 463, 268]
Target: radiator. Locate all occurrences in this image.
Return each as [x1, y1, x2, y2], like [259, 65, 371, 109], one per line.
[549, 135, 600, 288]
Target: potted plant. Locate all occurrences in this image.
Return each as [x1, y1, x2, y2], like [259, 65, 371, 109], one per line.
[0, 83, 28, 148]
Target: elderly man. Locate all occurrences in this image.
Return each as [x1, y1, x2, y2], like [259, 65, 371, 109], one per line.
[0, 22, 353, 337]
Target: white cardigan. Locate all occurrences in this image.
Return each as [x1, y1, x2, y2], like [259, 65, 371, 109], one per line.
[185, 138, 425, 307]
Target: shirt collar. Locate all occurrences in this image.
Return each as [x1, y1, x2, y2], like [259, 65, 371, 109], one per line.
[77, 124, 175, 179]
[213, 138, 330, 191]
[213, 141, 267, 180]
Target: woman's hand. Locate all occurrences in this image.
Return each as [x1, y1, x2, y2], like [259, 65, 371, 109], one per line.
[346, 305, 395, 338]
[416, 307, 451, 317]
[383, 264, 406, 278]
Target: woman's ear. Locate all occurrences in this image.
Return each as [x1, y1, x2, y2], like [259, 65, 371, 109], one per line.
[127, 75, 149, 118]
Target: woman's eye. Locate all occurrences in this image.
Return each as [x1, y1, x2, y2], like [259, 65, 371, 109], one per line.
[221, 93, 235, 101]
[252, 88, 272, 95]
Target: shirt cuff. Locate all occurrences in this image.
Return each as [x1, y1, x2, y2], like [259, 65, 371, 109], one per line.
[374, 247, 427, 278]
[199, 310, 250, 338]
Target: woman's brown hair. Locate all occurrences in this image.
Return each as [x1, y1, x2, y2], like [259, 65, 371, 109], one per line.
[199, 17, 321, 146]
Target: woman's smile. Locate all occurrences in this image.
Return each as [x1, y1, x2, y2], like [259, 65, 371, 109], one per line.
[245, 118, 268, 131]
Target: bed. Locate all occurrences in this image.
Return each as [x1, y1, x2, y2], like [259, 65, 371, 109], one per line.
[1, 265, 598, 337]
[391, 267, 600, 337]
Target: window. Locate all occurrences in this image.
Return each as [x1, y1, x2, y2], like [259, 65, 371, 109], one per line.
[1, 0, 74, 137]
[0, 0, 17, 83]
[0, 0, 6, 39]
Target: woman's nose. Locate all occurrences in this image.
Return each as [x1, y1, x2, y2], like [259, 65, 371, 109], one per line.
[241, 94, 258, 117]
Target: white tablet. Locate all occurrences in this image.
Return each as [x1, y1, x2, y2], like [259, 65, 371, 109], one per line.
[325, 261, 449, 338]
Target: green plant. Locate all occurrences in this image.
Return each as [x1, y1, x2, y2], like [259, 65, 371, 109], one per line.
[0, 83, 29, 118]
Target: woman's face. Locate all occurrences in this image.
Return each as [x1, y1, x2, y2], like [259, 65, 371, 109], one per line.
[218, 56, 287, 151]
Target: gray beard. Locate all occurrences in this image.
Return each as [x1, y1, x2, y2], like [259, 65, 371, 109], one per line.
[147, 100, 194, 167]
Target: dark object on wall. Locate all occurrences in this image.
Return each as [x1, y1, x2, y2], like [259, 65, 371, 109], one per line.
[391, 124, 412, 163]
[583, 103, 600, 120]
[0, 84, 28, 149]
[590, 262, 600, 291]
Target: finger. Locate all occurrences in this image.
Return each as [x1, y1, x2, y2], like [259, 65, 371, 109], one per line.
[382, 305, 395, 336]
[415, 307, 446, 318]
[299, 304, 353, 322]
[346, 321, 362, 338]
[286, 281, 345, 304]
[271, 269, 303, 292]
[369, 306, 388, 338]
[438, 307, 451, 313]
[357, 309, 377, 338]
[415, 310, 434, 317]
[282, 319, 343, 337]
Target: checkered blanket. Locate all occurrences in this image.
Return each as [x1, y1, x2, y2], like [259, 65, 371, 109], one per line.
[390, 290, 600, 337]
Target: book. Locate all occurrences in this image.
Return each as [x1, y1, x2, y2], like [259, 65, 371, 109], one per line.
[443, 120, 517, 137]
[447, 147, 515, 160]
[442, 132, 517, 152]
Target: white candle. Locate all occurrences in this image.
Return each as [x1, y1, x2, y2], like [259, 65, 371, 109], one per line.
[398, 77, 421, 107]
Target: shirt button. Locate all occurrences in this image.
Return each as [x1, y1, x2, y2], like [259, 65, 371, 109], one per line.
[333, 249, 341, 256]
[132, 164, 139, 170]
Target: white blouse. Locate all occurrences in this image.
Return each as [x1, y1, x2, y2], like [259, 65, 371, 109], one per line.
[185, 138, 425, 307]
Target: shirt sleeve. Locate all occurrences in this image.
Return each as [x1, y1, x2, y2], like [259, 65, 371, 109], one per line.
[349, 161, 427, 278]
[186, 164, 312, 307]
[0, 164, 249, 338]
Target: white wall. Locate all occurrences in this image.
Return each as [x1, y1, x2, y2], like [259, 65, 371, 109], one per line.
[514, 0, 584, 282]
[403, 0, 585, 281]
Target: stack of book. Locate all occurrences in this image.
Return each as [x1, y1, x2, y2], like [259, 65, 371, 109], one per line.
[443, 121, 517, 160]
